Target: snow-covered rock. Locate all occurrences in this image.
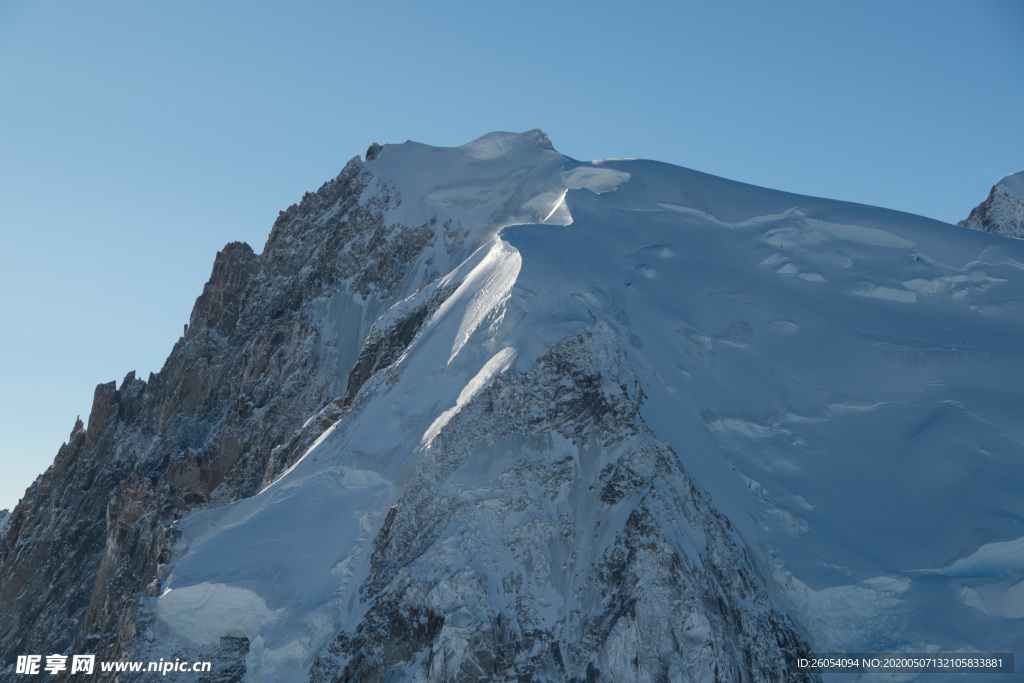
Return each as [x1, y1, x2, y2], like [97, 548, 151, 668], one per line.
[959, 171, 1024, 238]
[4, 130, 1024, 683]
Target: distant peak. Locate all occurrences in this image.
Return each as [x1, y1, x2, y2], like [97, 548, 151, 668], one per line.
[959, 170, 1024, 238]
[995, 170, 1024, 198]
[525, 128, 554, 150]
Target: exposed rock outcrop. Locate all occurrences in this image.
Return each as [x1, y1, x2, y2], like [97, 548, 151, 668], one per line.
[959, 171, 1024, 238]
[310, 330, 815, 682]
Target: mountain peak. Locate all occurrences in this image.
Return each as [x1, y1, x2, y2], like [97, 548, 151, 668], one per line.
[996, 169, 1024, 198]
[959, 170, 1024, 238]
[457, 129, 555, 160]
[4, 133, 1024, 682]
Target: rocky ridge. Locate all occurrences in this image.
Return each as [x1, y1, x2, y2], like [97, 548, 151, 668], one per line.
[0, 149, 467, 679]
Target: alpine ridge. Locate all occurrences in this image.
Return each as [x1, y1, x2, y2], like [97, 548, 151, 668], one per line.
[2, 131, 1023, 682]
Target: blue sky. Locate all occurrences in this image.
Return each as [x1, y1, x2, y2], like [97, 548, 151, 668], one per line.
[1, 0, 1022, 511]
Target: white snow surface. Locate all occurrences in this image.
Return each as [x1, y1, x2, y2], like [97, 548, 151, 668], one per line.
[151, 131, 1024, 681]
[996, 171, 1024, 199]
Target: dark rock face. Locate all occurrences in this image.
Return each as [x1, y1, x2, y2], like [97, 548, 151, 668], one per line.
[310, 331, 816, 682]
[0, 418, 104, 667]
[343, 281, 459, 406]
[0, 154, 443, 679]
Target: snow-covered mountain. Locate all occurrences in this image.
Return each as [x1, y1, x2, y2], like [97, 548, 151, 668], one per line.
[3, 131, 1023, 682]
[959, 171, 1024, 238]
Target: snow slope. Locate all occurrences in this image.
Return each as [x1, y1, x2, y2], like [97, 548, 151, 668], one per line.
[142, 132, 1024, 681]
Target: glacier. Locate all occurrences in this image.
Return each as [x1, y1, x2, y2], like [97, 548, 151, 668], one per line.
[4, 130, 1023, 681]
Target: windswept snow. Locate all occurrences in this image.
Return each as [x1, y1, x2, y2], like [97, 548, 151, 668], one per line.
[457, 129, 553, 161]
[560, 165, 631, 194]
[422, 346, 516, 446]
[439, 239, 521, 365]
[932, 535, 1024, 578]
[159, 583, 283, 644]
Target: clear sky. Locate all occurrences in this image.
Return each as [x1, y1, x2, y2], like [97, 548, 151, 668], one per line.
[1, 0, 1022, 512]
